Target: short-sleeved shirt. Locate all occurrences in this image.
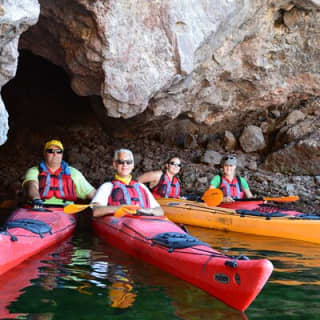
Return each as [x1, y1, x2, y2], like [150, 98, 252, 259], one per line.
[23, 166, 95, 205]
[209, 175, 250, 190]
[91, 182, 160, 208]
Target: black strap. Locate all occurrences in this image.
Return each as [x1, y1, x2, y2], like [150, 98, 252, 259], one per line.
[151, 232, 209, 251]
[4, 219, 52, 239]
[236, 209, 287, 218]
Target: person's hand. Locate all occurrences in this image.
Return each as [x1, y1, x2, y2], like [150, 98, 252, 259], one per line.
[114, 205, 140, 218]
[136, 208, 155, 216]
[223, 196, 235, 203]
[31, 198, 44, 208]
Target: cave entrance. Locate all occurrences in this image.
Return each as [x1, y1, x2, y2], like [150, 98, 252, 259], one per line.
[2, 50, 96, 137]
[0, 50, 108, 200]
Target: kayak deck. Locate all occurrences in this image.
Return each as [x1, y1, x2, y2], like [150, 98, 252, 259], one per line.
[0, 206, 76, 276]
[159, 198, 320, 244]
[92, 214, 273, 311]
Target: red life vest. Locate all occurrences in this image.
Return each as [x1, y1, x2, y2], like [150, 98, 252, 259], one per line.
[219, 175, 244, 199]
[38, 161, 77, 202]
[152, 173, 181, 199]
[108, 179, 151, 209]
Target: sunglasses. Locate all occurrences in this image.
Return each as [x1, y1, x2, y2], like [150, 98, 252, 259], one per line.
[169, 162, 182, 167]
[46, 149, 63, 154]
[116, 160, 133, 165]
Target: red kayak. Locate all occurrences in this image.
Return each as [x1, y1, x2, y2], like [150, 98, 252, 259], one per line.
[0, 239, 73, 319]
[219, 200, 305, 217]
[92, 214, 273, 311]
[0, 206, 76, 276]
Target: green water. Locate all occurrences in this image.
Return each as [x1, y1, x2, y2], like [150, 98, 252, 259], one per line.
[1, 216, 320, 320]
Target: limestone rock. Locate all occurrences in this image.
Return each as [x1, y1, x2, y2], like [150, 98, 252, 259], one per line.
[263, 131, 320, 175]
[239, 125, 266, 153]
[285, 110, 305, 126]
[0, 0, 39, 145]
[223, 130, 237, 151]
[201, 150, 222, 165]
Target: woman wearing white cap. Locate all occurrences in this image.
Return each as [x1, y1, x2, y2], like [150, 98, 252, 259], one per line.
[209, 155, 253, 203]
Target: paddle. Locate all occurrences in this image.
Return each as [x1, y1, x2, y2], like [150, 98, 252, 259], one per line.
[201, 188, 224, 206]
[63, 203, 140, 217]
[0, 200, 18, 209]
[201, 188, 299, 207]
[260, 196, 299, 202]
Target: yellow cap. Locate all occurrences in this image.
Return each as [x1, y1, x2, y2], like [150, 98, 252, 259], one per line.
[44, 139, 64, 152]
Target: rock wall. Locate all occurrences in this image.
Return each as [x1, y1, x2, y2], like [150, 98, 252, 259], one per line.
[1, 0, 320, 179]
[0, 0, 39, 144]
[17, 0, 320, 121]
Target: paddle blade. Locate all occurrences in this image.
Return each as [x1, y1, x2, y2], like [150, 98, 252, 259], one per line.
[201, 188, 223, 207]
[114, 205, 140, 218]
[264, 196, 299, 202]
[0, 200, 17, 209]
[64, 204, 90, 214]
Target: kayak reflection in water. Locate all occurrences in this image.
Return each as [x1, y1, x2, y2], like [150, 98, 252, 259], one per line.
[91, 260, 137, 309]
[108, 276, 136, 309]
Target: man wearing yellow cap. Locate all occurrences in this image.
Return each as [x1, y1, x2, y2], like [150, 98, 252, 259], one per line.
[23, 139, 96, 207]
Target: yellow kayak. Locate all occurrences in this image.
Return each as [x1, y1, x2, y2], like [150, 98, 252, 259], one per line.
[158, 198, 320, 244]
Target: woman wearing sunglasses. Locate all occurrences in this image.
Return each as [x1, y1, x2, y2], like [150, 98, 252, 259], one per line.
[91, 149, 163, 217]
[23, 139, 96, 207]
[209, 154, 253, 203]
[137, 156, 182, 199]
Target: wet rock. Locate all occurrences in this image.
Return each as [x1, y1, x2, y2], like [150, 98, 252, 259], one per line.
[161, 119, 199, 147]
[201, 150, 222, 165]
[239, 125, 266, 153]
[263, 131, 320, 175]
[223, 130, 237, 151]
[285, 110, 305, 126]
[184, 134, 199, 150]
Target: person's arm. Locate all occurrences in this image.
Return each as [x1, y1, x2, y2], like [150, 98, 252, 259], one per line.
[87, 189, 96, 200]
[137, 171, 162, 189]
[70, 167, 96, 200]
[137, 184, 164, 216]
[92, 205, 123, 217]
[22, 167, 41, 201]
[209, 175, 221, 189]
[240, 177, 253, 198]
[244, 189, 253, 198]
[24, 180, 41, 201]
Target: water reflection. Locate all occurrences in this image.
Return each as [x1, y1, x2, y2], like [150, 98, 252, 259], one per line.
[2, 222, 320, 319]
[188, 227, 320, 286]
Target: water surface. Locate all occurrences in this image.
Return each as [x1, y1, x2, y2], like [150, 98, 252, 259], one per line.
[1, 214, 320, 320]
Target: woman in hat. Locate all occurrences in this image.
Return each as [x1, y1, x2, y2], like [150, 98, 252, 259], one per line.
[209, 155, 253, 203]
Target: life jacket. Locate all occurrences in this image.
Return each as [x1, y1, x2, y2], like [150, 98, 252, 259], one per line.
[108, 179, 150, 209]
[152, 173, 181, 199]
[38, 161, 77, 202]
[219, 175, 244, 199]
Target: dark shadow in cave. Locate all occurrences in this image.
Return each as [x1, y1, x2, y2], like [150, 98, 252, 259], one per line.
[2, 49, 95, 132]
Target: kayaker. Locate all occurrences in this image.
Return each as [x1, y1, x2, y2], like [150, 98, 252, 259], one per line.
[137, 156, 182, 199]
[23, 139, 96, 207]
[91, 148, 164, 217]
[209, 154, 253, 203]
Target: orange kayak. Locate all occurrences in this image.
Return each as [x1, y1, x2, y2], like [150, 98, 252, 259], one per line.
[159, 198, 320, 244]
[92, 214, 273, 311]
